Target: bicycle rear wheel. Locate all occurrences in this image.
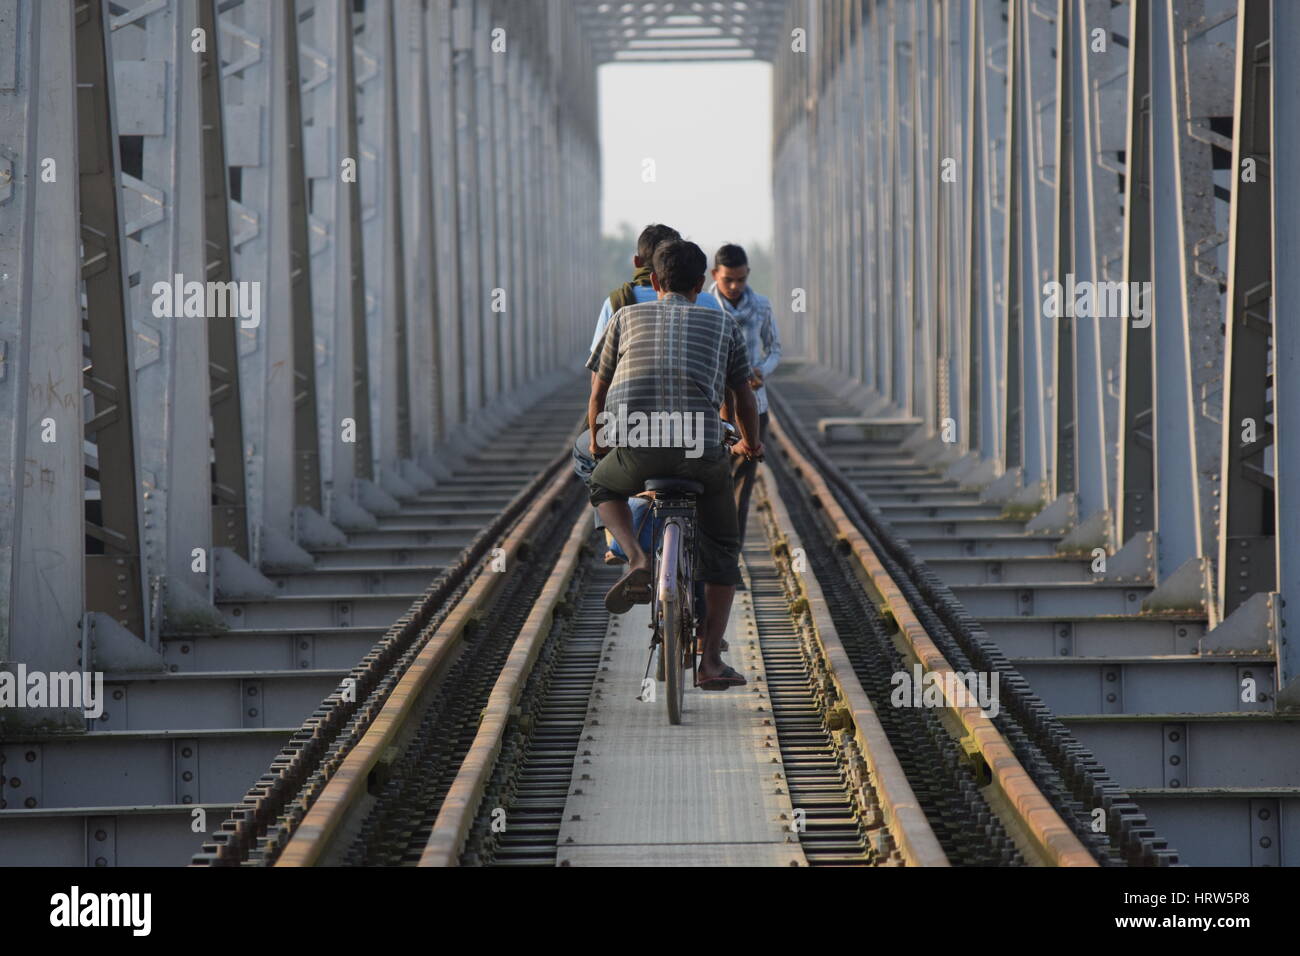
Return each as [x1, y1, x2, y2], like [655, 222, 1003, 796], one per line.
[662, 590, 683, 724]
[659, 522, 686, 725]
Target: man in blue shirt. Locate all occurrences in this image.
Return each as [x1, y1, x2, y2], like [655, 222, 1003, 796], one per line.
[710, 243, 782, 550]
[587, 223, 723, 363]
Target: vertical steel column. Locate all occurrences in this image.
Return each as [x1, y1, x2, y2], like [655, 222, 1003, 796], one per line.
[882, 0, 895, 389]
[281, 3, 324, 528]
[912, 0, 936, 429]
[490, 1, 512, 400]
[834, 0, 849, 382]
[1117, 0, 1155, 544]
[1147, 0, 1221, 600]
[1001, 0, 1026, 478]
[1083, 0, 1128, 513]
[933, 0, 953, 440]
[506, 19, 526, 399]
[870, 0, 893, 390]
[78, 0, 149, 642]
[1272, 0, 1300, 703]
[975, 0, 1009, 466]
[956, 0, 982, 455]
[1052, 0, 1079, 505]
[854, 1, 875, 391]
[111, 0, 227, 632]
[542, 4, 560, 376]
[525, 63, 543, 381]
[300, 0, 378, 530]
[948, 0, 973, 452]
[1218, 0, 1274, 617]
[218, 0, 270, 565]
[358, 0, 420, 498]
[0, 0, 86, 686]
[1008, 2, 1056, 506]
[848, 1, 865, 385]
[395, 0, 445, 474]
[472, 0, 498, 409]
[430, 0, 463, 436]
[1053, 0, 1128, 545]
[221, 0, 326, 567]
[890, 0, 913, 411]
[450, 0, 482, 418]
[199, 0, 252, 567]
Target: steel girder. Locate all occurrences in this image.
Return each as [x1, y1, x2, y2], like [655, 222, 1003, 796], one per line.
[0, 0, 89, 711]
[1272, 0, 1300, 703]
[297, 0, 377, 531]
[218, 0, 327, 570]
[108, 0, 257, 636]
[573, 0, 792, 63]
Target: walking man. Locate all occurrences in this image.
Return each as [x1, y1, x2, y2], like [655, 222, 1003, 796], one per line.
[709, 243, 781, 549]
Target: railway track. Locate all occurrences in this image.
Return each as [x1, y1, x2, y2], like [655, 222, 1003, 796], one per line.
[454, 528, 879, 867]
[183, 366, 1201, 867]
[185, 381, 587, 866]
[767, 365, 1181, 866]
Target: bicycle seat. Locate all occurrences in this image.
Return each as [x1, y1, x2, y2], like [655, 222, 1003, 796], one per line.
[644, 478, 704, 496]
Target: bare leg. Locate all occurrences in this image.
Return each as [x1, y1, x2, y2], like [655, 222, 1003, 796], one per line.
[595, 500, 649, 573]
[697, 582, 735, 680]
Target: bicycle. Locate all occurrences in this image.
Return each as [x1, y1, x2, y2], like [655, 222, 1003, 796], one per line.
[643, 477, 702, 725]
[642, 422, 744, 725]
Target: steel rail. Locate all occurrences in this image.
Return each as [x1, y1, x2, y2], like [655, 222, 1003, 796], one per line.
[767, 411, 1099, 867]
[275, 463, 581, 866]
[193, 416, 585, 865]
[418, 509, 592, 866]
[755, 471, 950, 866]
[769, 382, 1177, 865]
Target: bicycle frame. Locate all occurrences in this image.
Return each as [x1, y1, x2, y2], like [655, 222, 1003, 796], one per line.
[650, 500, 697, 631]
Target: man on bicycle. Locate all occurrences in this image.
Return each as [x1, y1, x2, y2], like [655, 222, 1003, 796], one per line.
[587, 239, 763, 690]
[580, 224, 723, 564]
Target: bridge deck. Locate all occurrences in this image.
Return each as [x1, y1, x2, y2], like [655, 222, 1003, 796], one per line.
[556, 564, 806, 867]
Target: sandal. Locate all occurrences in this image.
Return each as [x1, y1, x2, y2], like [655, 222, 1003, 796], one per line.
[697, 664, 747, 691]
[605, 566, 651, 614]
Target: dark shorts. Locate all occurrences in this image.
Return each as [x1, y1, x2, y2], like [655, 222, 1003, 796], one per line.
[588, 444, 741, 586]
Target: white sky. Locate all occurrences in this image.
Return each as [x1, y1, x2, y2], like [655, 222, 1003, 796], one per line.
[597, 60, 774, 250]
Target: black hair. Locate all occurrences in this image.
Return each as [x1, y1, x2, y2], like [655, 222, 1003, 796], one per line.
[714, 243, 748, 269]
[637, 223, 682, 263]
[652, 239, 707, 295]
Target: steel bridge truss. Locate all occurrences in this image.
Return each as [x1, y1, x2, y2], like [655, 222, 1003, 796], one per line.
[0, 0, 599, 719]
[773, 0, 1300, 706]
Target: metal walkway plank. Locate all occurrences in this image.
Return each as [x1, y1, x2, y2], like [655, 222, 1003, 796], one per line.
[556, 584, 807, 866]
